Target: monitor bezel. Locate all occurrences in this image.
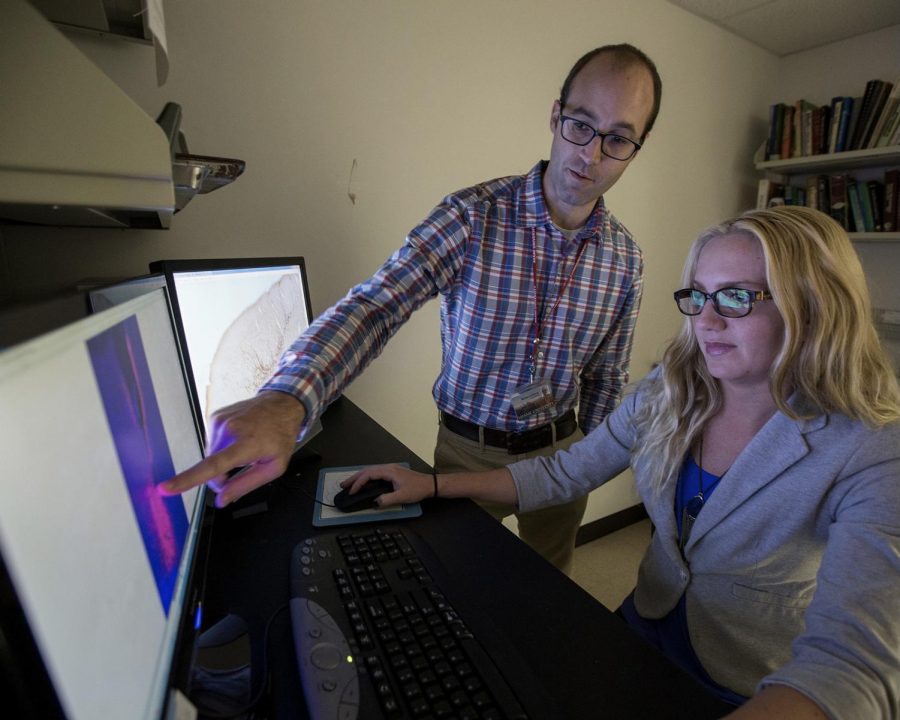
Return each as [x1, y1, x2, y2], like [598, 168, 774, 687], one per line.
[86, 273, 168, 315]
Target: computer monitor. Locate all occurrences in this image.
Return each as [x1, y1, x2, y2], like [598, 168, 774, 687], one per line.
[0, 288, 209, 719]
[86, 273, 167, 313]
[147, 257, 317, 443]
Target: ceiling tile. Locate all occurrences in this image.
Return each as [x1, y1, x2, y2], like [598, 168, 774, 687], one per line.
[665, 0, 900, 55]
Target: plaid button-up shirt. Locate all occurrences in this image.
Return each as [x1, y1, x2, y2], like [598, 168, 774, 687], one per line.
[263, 161, 643, 436]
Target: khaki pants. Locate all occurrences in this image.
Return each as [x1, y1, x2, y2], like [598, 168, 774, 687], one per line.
[434, 421, 587, 576]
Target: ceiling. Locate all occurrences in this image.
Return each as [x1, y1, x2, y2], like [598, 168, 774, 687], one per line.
[665, 0, 900, 56]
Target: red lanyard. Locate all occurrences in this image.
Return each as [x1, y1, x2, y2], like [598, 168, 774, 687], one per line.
[529, 228, 587, 378]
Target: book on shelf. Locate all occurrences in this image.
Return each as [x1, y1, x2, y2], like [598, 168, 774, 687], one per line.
[805, 175, 820, 211]
[892, 111, 900, 145]
[828, 174, 849, 229]
[858, 179, 875, 232]
[860, 80, 894, 149]
[847, 181, 866, 233]
[757, 178, 783, 209]
[835, 97, 858, 153]
[876, 100, 900, 147]
[766, 103, 786, 160]
[884, 169, 898, 233]
[781, 104, 795, 159]
[868, 181, 885, 231]
[816, 174, 830, 215]
[783, 184, 805, 206]
[792, 99, 814, 157]
[827, 97, 842, 154]
[849, 79, 881, 150]
[811, 104, 831, 155]
[761, 101, 860, 160]
[869, 78, 900, 148]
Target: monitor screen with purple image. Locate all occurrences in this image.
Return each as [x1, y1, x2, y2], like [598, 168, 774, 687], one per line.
[0, 288, 207, 719]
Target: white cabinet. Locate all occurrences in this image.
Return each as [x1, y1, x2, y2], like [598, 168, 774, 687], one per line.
[0, 0, 174, 227]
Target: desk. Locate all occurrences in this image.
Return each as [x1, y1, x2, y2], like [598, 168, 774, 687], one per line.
[199, 396, 731, 719]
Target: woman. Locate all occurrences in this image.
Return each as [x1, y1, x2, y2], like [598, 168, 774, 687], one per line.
[345, 205, 900, 718]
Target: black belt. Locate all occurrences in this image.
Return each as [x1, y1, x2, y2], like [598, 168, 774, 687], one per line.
[440, 409, 577, 455]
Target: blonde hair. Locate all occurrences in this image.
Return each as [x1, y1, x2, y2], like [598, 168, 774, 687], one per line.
[633, 205, 900, 494]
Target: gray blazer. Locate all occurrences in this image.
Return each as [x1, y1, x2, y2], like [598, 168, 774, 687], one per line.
[509, 380, 900, 719]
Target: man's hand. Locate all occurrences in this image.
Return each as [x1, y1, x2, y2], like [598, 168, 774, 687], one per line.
[158, 391, 307, 507]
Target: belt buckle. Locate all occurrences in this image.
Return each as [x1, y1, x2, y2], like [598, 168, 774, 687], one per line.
[506, 425, 552, 455]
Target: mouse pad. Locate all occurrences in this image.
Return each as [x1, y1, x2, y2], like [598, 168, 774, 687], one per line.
[312, 464, 422, 527]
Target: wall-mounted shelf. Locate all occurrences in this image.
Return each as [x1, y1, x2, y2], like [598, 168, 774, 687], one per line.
[754, 142, 900, 241]
[755, 145, 900, 174]
[852, 232, 900, 241]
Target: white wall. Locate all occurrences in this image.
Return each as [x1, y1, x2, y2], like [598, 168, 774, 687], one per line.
[1, 0, 831, 525]
[772, 25, 900, 103]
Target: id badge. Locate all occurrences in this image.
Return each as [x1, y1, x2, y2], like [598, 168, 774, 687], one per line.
[510, 378, 557, 420]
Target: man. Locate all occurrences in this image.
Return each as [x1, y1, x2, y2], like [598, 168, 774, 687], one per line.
[161, 44, 661, 576]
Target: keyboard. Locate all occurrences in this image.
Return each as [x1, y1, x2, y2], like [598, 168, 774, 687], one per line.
[289, 526, 530, 720]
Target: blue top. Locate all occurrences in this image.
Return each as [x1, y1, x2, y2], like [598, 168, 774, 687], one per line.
[675, 453, 723, 538]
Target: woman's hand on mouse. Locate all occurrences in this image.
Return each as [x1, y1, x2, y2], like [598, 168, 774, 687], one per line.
[342, 464, 434, 506]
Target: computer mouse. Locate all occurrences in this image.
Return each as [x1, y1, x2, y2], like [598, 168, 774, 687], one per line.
[333, 479, 394, 512]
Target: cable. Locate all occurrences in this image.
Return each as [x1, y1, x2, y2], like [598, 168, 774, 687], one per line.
[278, 470, 338, 508]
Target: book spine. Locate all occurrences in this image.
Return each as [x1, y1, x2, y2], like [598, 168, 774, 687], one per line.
[767, 104, 784, 160]
[790, 100, 812, 157]
[862, 81, 892, 149]
[811, 106, 823, 155]
[805, 175, 819, 210]
[817, 175, 830, 215]
[876, 76, 900, 147]
[757, 179, 786, 210]
[884, 169, 898, 233]
[828, 97, 843, 153]
[848, 182, 865, 233]
[859, 180, 875, 232]
[836, 97, 854, 152]
[868, 181, 884, 231]
[757, 179, 771, 210]
[829, 174, 849, 229]
[892, 114, 900, 145]
[891, 111, 900, 145]
[875, 99, 900, 147]
[869, 95, 896, 148]
[822, 105, 833, 154]
[849, 80, 878, 150]
[781, 105, 795, 159]
[801, 107, 812, 157]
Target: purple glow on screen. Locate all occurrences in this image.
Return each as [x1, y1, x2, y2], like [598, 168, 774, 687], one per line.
[87, 315, 189, 614]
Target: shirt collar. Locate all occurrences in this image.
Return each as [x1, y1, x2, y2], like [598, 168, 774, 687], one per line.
[516, 160, 607, 241]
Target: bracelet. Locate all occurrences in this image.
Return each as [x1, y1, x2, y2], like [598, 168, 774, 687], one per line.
[432, 471, 438, 498]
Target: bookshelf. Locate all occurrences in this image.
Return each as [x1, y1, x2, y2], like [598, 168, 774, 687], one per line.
[755, 145, 900, 175]
[754, 144, 900, 242]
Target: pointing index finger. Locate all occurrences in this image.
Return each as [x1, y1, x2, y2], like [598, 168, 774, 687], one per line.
[158, 447, 246, 495]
